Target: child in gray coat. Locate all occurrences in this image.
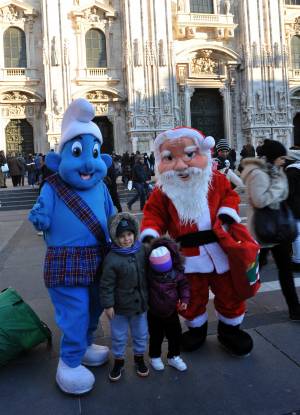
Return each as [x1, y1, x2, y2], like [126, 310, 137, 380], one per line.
[100, 213, 149, 381]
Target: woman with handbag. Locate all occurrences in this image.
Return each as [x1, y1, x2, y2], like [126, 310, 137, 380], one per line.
[241, 139, 300, 321]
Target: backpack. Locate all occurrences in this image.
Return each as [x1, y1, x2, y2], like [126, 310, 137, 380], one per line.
[0, 288, 52, 366]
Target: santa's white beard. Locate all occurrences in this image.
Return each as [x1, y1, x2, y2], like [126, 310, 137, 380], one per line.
[157, 165, 212, 225]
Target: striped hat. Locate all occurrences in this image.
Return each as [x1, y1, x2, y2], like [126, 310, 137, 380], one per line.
[216, 139, 230, 152]
[149, 246, 172, 273]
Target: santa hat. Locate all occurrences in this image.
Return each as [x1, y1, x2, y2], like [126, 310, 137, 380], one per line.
[154, 127, 215, 163]
[149, 246, 172, 273]
[58, 98, 103, 153]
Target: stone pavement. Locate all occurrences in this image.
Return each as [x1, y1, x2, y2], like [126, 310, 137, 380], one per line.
[0, 210, 300, 415]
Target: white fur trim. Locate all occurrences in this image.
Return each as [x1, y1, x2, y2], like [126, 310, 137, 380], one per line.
[185, 312, 208, 328]
[139, 228, 160, 241]
[217, 207, 241, 223]
[216, 312, 245, 326]
[59, 98, 103, 153]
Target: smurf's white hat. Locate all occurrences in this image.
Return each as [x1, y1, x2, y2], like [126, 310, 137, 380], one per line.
[154, 127, 215, 163]
[58, 98, 103, 153]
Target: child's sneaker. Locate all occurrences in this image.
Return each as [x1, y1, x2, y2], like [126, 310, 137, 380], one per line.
[150, 357, 165, 371]
[134, 355, 149, 377]
[109, 359, 124, 382]
[168, 356, 187, 371]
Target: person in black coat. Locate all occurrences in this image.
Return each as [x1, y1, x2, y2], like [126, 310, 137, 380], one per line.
[285, 150, 300, 271]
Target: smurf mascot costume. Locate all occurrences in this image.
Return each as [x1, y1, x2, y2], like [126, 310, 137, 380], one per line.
[141, 127, 254, 357]
[29, 98, 115, 394]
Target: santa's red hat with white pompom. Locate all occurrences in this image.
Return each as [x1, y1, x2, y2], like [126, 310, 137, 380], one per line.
[154, 127, 215, 163]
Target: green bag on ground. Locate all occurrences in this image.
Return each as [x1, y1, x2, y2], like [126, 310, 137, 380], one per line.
[0, 287, 52, 366]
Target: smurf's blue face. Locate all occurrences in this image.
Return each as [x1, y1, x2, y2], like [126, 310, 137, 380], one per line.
[59, 134, 107, 190]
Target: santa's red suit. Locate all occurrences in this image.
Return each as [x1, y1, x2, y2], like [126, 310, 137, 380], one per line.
[141, 170, 246, 326]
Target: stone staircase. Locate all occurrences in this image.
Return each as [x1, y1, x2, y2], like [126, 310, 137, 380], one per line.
[0, 187, 39, 211]
[0, 182, 133, 212]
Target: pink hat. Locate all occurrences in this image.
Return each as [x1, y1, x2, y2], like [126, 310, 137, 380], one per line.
[149, 246, 172, 273]
[154, 127, 215, 163]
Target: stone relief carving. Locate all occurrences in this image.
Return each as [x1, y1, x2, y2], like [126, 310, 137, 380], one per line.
[1, 92, 31, 102]
[0, 5, 24, 23]
[133, 39, 142, 67]
[95, 103, 109, 115]
[185, 27, 195, 39]
[191, 50, 218, 76]
[51, 37, 59, 66]
[158, 40, 167, 67]
[177, 65, 188, 84]
[294, 16, 300, 34]
[145, 41, 156, 66]
[86, 90, 110, 101]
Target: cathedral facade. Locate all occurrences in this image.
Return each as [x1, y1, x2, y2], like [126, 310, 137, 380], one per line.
[1, 0, 300, 156]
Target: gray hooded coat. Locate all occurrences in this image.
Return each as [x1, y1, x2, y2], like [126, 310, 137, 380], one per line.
[99, 212, 148, 316]
[241, 157, 289, 246]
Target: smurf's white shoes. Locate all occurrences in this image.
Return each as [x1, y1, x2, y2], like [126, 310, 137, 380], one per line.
[82, 344, 109, 367]
[168, 356, 187, 371]
[56, 359, 95, 395]
[150, 357, 165, 371]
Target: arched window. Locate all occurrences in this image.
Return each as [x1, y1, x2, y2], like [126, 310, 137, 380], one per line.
[85, 29, 107, 68]
[190, 0, 214, 13]
[4, 27, 27, 68]
[291, 35, 300, 68]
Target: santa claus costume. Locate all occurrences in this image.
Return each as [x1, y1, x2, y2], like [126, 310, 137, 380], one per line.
[141, 127, 253, 356]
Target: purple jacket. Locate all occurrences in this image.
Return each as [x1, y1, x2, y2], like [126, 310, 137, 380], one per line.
[147, 237, 190, 318]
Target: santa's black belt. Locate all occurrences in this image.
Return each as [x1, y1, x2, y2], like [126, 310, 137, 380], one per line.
[176, 231, 218, 247]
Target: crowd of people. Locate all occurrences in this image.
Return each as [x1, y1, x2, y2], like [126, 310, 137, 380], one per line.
[0, 151, 53, 189]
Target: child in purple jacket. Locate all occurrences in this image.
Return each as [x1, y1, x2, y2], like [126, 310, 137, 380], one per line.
[147, 237, 190, 371]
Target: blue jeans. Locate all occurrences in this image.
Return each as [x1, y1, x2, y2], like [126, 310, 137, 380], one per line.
[110, 312, 148, 358]
[48, 283, 103, 367]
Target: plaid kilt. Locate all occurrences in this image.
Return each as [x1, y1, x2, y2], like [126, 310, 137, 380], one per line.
[44, 246, 101, 288]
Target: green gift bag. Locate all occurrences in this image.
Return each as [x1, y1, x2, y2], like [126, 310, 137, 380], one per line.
[0, 288, 52, 366]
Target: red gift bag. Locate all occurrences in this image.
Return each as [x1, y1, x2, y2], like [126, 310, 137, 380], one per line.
[213, 220, 261, 301]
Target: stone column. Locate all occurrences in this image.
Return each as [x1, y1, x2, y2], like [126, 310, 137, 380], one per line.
[184, 86, 194, 127]
[219, 83, 232, 145]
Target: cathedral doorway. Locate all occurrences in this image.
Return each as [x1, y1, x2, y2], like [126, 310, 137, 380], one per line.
[5, 119, 34, 157]
[92, 116, 114, 154]
[190, 88, 224, 141]
[293, 113, 300, 147]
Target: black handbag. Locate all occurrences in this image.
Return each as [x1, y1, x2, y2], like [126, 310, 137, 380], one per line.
[253, 202, 298, 244]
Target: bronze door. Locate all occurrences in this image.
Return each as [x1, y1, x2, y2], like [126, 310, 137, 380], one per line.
[191, 88, 224, 140]
[92, 116, 114, 154]
[5, 119, 34, 157]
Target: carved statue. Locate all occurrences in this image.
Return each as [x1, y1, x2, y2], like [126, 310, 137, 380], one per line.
[224, 0, 231, 15]
[161, 89, 171, 113]
[53, 90, 62, 115]
[51, 37, 59, 66]
[177, 0, 185, 12]
[158, 39, 167, 67]
[133, 39, 142, 67]
[136, 90, 146, 113]
[277, 88, 286, 111]
[256, 89, 263, 111]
